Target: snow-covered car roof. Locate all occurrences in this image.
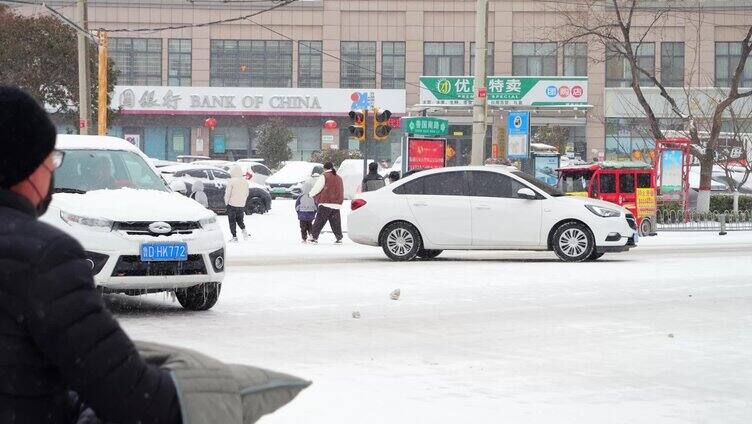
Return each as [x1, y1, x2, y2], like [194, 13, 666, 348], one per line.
[160, 164, 227, 174]
[56, 134, 141, 153]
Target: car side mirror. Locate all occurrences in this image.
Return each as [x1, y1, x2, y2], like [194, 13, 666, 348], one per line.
[517, 187, 537, 200]
[169, 180, 187, 194]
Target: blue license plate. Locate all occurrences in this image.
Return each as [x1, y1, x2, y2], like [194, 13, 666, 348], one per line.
[140, 242, 188, 262]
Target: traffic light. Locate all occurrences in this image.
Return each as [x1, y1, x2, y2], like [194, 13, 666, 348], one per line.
[373, 108, 392, 141]
[348, 109, 367, 142]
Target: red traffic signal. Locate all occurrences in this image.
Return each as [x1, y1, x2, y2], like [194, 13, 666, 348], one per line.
[348, 109, 367, 141]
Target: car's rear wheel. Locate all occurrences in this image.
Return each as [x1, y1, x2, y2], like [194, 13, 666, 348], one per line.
[381, 222, 422, 261]
[552, 222, 595, 262]
[639, 218, 652, 237]
[176, 282, 221, 311]
[417, 249, 442, 260]
[246, 197, 267, 215]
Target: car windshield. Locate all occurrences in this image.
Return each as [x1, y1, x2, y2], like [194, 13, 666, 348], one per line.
[559, 170, 594, 195]
[55, 149, 169, 193]
[512, 171, 565, 197]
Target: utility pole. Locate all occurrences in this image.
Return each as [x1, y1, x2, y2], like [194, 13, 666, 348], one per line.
[470, 0, 489, 166]
[76, 0, 91, 135]
[97, 31, 109, 136]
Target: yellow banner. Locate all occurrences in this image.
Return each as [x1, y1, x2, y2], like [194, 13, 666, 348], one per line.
[566, 192, 589, 197]
[636, 188, 657, 217]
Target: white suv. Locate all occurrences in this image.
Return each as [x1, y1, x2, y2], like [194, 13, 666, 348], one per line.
[41, 135, 226, 310]
[348, 166, 638, 262]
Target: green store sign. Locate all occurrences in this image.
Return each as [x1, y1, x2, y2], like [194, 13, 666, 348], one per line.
[419, 76, 588, 107]
[402, 117, 449, 135]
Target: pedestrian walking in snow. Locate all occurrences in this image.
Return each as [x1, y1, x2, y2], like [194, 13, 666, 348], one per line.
[224, 164, 250, 242]
[309, 162, 344, 243]
[190, 179, 209, 208]
[361, 161, 385, 192]
[0, 86, 182, 424]
[295, 177, 317, 243]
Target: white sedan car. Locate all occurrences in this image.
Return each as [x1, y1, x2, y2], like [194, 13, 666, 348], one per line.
[42, 135, 226, 310]
[348, 166, 638, 262]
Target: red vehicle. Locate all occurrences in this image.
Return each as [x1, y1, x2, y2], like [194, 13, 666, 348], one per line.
[558, 162, 657, 236]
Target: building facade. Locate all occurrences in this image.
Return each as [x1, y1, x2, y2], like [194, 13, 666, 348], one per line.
[36, 0, 752, 163]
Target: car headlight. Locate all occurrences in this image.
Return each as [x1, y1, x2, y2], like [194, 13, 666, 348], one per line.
[199, 215, 218, 229]
[60, 211, 113, 232]
[585, 204, 621, 218]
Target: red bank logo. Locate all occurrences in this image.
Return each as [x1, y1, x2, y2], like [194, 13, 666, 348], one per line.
[571, 85, 584, 98]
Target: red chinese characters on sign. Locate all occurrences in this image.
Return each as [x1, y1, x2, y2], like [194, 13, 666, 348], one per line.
[408, 138, 446, 170]
[571, 85, 583, 98]
[388, 117, 401, 128]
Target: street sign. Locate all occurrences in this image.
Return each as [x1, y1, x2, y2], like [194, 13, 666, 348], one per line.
[402, 116, 449, 136]
[419, 76, 588, 107]
[507, 111, 530, 160]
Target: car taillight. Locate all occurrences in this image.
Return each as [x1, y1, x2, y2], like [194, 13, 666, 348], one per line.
[351, 199, 367, 210]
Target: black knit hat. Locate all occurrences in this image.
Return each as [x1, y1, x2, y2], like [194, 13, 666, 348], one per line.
[0, 87, 57, 188]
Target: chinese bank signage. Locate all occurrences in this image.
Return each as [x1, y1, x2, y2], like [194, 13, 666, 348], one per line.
[113, 86, 406, 116]
[419, 76, 588, 107]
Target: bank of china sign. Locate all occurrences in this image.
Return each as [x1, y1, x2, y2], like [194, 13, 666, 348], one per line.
[113, 86, 406, 115]
[419, 76, 588, 107]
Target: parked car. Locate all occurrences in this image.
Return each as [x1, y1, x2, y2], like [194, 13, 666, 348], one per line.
[266, 161, 324, 199]
[348, 166, 638, 262]
[176, 155, 211, 163]
[160, 164, 271, 215]
[237, 160, 272, 186]
[43, 135, 225, 310]
[148, 158, 181, 169]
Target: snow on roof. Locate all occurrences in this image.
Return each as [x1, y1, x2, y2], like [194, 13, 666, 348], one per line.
[160, 163, 226, 173]
[56, 134, 141, 153]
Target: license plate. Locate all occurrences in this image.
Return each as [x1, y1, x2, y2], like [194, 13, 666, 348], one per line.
[140, 242, 188, 262]
[272, 187, 287, 194]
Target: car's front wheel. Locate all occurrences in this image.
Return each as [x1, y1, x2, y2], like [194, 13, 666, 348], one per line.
[176, 282, 221, 311]
[552, 222, 595, 262]
[417, 249, 442, 260]
[381, 222, 422, 261]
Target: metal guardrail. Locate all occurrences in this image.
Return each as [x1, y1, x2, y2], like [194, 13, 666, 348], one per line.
[656, 210, 752, 232]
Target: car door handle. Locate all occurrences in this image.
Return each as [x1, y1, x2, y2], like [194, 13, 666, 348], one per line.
[412, 202, 428, 207]
[475, 205, 491, 210]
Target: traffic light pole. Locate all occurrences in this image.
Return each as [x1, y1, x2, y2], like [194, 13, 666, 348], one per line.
[363, 111, 371, 180]
[76, 0, 91, 135]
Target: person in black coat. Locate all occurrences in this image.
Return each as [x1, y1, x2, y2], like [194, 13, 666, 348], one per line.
[361, 162, 385, 192]
[0, 87, 182, 424]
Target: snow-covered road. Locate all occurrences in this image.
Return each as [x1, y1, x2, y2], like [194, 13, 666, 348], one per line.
[112, 200, 752, 423]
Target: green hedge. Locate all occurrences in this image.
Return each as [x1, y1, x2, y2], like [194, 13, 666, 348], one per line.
[709, 194, 752, 212]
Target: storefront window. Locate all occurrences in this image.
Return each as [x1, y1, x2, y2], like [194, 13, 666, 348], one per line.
[512, 42, 557, 76]
[298, 41, 322, 88]
[382, 42, 406, 89]
[470, 42, 494, 76]
[110, 38, 162, 85]
[423, 42, 464, 76]
[289, 127, 322, 160]
[340, 41, 376, 88]
[210, 40, 293, 87]
[168, 39, 191, 87]
[606, 42, 655, 87]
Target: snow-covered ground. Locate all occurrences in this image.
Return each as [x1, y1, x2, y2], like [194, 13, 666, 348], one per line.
[111, 199, 752, 423]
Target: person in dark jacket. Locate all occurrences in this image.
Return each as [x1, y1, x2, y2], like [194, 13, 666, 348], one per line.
[361, 161, 385, 192]
[308, 162, 344, 244]
[0, 87, 182, 424]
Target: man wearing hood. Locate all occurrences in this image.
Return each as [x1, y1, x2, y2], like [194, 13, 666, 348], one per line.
[0, 87, 183, 423]
[224, 164, 250, 242]
[190, 179, 209, 208]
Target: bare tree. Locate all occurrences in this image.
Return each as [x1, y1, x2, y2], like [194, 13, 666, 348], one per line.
[551, 0, 752, 211]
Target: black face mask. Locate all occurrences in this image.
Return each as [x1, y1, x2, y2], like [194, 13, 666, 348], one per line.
[29, 166, 55, 217]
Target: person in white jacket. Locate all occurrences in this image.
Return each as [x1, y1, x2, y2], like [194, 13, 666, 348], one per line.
[224, 165, 250, 242]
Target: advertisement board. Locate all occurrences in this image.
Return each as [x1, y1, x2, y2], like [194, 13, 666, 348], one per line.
[636, 188, 658, 217]
[408, 138, 446, 170]
[419, 76, 588, 107]
[660, 150, 683, 193]
[534, 155, 560, 186]
[507, 111, 530, 160]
